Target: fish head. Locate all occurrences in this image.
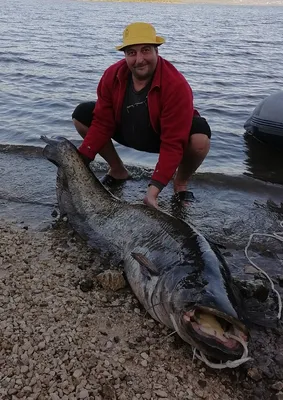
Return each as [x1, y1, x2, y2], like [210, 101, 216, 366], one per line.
[171, 300, 249, 361]
[167, 244, 249, 362]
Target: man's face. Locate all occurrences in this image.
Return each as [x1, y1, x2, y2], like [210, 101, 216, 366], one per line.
[124, 44, 158, 81]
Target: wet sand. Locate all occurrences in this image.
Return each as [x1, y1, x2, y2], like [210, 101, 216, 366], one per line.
[0, 148, 283, 399]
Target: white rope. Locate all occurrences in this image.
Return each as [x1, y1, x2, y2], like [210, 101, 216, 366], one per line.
[244, 220, 283, 320]
[194, 350, 252, 370]
[193, 333, 252, 369]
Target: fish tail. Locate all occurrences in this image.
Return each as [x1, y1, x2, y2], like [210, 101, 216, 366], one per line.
[41, 135, 73, 166]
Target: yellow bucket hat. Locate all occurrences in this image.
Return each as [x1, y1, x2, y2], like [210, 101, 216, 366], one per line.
[116, 22, 165, 51]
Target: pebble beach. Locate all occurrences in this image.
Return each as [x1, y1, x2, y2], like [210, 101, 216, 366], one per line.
[0, 220, 245, 400]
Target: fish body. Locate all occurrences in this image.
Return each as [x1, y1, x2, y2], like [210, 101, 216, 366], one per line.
[42, 137, 248, 361]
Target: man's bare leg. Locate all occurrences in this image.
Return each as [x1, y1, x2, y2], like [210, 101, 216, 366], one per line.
[73, 119, 129, 179]
[174, 133, 210, 193]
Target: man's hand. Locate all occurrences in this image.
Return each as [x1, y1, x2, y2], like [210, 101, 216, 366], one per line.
[143, 185, 160, 209]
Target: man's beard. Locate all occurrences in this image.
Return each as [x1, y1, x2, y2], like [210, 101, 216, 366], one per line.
[133, 64, 152, 81]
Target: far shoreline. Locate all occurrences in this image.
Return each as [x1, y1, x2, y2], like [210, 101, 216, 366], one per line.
[80, 0, 283, 6]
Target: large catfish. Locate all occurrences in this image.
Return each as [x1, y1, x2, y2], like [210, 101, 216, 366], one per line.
[41, 136, 250, 367]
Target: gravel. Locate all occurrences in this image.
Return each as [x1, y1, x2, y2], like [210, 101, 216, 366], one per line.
[0, 220, 245, 400]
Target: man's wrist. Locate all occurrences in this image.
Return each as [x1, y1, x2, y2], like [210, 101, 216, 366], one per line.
[78, 151, 92, 166]
[148, 179, 165, 192]
[147, 185, 160, 199]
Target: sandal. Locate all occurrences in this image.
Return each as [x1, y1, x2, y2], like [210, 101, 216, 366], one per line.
[174, 191, 195, 203]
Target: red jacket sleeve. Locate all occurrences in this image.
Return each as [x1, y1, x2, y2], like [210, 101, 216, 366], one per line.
[78, 71, 116, 160]
[151, 81, 194, 186]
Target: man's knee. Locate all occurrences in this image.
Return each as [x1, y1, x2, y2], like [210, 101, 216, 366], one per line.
[72, 101, 96, 128]
[190, 116, 211, 139]
[187, 116, 211, 157]
[189, 134, 210, 156]
[73, 119, 89, 138]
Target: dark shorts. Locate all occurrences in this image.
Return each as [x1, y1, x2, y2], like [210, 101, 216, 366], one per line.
[72, 101, 211, 151]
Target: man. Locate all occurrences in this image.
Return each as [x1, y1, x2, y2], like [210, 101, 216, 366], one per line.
[72, 22, 211, 209]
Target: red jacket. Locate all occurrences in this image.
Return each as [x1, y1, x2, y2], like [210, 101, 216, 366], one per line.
[79, 56, 198, 187]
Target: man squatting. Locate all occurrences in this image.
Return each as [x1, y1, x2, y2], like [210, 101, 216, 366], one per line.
[72, 22, 211, 209]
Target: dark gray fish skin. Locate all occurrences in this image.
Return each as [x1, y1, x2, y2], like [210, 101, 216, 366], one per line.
[41, 136, 248, 361]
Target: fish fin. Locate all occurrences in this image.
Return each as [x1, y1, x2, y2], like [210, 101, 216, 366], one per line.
[131, 252, 159, 276]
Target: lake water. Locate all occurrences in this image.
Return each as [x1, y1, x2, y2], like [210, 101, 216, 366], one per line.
[1, 0, 283, 183]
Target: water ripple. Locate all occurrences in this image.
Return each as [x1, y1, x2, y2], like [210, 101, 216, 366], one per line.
[0, 0, 283, 176]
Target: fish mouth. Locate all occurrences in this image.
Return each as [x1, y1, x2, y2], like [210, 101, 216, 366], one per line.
[183, 306, 248, 360]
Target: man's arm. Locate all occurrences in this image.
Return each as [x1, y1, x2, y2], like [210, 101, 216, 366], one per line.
[151, 81, 194, 188]
[78, 71, 116, 161]
[143, 81, 194, 208]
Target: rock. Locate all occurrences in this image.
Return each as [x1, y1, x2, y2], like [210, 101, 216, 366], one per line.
[141, 360, 148, 367]
[275, 355, 283, 366]
[244, 265, 260, 274]
[154, 390, 168, 398]
[50, 394, 60, 400]
[242, 382, 250, 390]
[79, 279, 94, 292]
[141, 352, 149, 360]
[20, 365, 29, 373]
[253, 282, 269, 302]
[8, 388, 18, 395]
[113, 336, 120, 343]
[236, 278, 269, 301]
[247, 368, 263, 382]
[106, 341, 113, 349]
[272, 382, 283, 391]
[142, 390, 152, 399]
[78, 389, 89, 399]
[38, 341, 46, 349]
[198, 379, 207, 389]
[12, 343, 19, 354]
[51, 209, 58, 218]
[276, 392, 283, 400]
[0, 269, 9, 279]
[100, 383, 116, 399]
[73, 369, 83, 379]
[96, 270, 126, 291]
[223, 226, 233, 236]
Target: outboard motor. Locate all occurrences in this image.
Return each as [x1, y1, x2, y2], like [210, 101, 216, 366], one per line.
[244, 90, 283, 146]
